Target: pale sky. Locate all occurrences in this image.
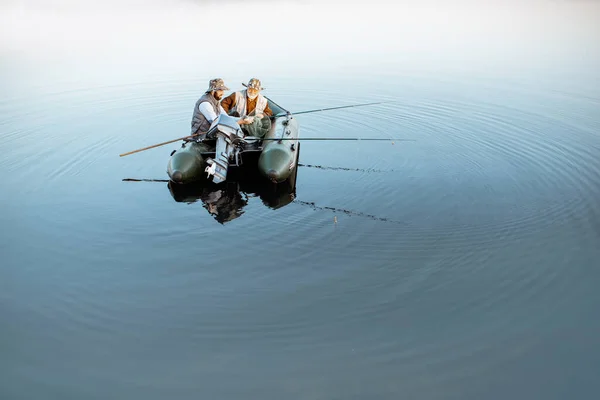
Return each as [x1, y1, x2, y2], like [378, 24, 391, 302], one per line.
[1, 0, 598, 78]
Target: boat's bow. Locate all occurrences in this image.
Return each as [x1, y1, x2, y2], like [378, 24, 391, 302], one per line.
[258, 112, 300, 183]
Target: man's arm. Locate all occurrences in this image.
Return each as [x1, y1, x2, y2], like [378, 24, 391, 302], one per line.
[200, 98, 252, 128]
[263, 101, 273, 117]
[220, 93, 236, 114]
[198, 102, 218, 123]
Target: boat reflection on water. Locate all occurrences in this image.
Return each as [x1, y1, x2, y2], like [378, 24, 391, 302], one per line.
[167, 169, 297, 224]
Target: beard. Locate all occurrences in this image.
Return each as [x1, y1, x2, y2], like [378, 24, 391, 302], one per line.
[247, 93, 258, 100]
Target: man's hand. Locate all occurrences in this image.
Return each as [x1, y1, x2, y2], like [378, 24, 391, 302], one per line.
[255, 113, 264, 119]
[237, 116, 255, 125]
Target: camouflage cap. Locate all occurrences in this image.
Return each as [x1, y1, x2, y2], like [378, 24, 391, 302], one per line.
[242, 78, 265, 90]
[206, 78, 229, 93]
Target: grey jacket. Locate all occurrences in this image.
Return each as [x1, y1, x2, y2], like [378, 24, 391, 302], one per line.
[191, 93, 220, 135]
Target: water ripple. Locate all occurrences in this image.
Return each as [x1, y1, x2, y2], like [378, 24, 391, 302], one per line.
[2, 73, 600, 397]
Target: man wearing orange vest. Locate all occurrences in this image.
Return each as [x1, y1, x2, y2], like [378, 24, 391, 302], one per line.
[221, 78, 273, 138]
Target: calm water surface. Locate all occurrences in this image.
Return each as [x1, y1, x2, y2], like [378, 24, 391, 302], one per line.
[1, 1, 600, 399]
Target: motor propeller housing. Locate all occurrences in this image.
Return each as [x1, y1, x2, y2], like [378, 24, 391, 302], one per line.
[204, 114, 245, 184]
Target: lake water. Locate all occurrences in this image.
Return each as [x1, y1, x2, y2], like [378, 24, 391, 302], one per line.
[1, 1, 599, 399]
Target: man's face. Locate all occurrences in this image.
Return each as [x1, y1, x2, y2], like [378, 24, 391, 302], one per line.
[214, 89, 225, 100]
[247, 87, 259, 99]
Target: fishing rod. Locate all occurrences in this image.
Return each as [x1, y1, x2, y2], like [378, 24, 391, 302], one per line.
[119, 100, 393, 157]
[272, 101, 389, 117]
[119, 133, 202, 157]
[122, 178, 170, 182]
[119, 135, 410, 157]
[259, 137, 414, 141]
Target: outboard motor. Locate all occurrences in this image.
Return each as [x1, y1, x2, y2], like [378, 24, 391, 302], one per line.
[204, 114, 245, 184]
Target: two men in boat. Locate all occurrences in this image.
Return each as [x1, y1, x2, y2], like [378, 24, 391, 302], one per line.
[190, 78, 272, 139]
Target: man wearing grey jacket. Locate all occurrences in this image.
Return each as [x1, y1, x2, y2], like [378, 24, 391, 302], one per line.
[190, 78, 254, 137]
